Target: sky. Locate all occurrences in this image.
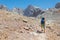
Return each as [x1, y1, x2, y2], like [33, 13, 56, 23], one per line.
[0, 0, 60, 9]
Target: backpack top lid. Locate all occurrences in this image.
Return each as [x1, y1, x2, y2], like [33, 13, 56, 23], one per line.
[42, 17, 45, 20]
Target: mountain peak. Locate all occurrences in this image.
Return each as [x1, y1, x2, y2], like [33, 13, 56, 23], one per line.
[27, 5, 40, 9]
[24, 5, 43, 17]
[0, 4, 8, 11]
[0, 4, 7, 10]
[55, 2, 60, 8]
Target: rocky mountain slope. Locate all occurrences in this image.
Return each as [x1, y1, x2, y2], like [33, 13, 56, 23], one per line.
[0, 10, 47, 40]
[0, 9, 60, 40]
[0, 2, 60, 40]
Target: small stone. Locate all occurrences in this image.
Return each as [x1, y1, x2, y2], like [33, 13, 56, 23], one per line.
[36, 30, 42, 33]
[57, 33, 60, 36]
[30, 25, 32, 27]
[20, 31, 23, 33]
[23, 19, 27, 23]
[24, 27, 31, 31]
[24, 27, 29, 31]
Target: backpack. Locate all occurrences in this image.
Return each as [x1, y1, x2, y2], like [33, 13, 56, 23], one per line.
[41, 18, 45, 24]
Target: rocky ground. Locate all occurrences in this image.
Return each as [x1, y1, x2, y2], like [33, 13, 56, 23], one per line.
[46, 22, 60, 40]
[0, 10, 60, 40]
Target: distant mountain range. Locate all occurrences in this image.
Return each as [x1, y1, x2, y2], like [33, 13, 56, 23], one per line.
[0, 2, 60, 19]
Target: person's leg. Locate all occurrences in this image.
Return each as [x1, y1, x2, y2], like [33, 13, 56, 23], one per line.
[44, 27, 45, 33]
[44, 24, 45, 33]
[42, 24, 45, 33]
[40, 24, 42, 32]
[41, 24, 44, 32]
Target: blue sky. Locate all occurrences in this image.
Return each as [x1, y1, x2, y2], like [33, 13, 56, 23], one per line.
[0, 0, 60, 9]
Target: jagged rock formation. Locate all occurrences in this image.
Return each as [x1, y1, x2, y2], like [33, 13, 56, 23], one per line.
[12, 8, 24, 15]
[24, 5, 43, 17]
[0, 4, 7, 10]
[55, 2, 60, 8]
[42, 8, 60, 19]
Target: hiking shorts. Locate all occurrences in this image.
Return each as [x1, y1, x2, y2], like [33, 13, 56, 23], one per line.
[41, 24, 45, 28]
